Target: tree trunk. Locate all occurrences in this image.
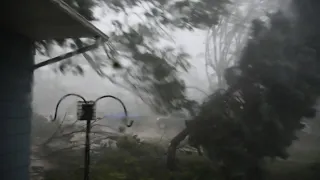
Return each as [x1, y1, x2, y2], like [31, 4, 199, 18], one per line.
[0, 30, 34, 180]
[166, 128, 189, 171]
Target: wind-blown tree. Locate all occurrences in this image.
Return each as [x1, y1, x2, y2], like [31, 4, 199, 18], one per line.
[35, 0, 230, 115]
[205, 0, 279, 90]
[168, 1, 320, 179]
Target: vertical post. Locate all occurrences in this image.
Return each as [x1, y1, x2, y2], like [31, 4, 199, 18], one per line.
[0, 30, 34, 180]
[78, 101, 94, 180]
[84, 119, 91, 180]
[78, 100, 94, 180]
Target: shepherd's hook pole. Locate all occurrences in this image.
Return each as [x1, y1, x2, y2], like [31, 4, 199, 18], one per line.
[94, 95, 133, 127]
[84, 117, 91, 180]
[51, 93, 133, 180]
[50, 93, 90, 180]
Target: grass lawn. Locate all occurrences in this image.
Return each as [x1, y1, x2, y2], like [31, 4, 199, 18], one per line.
[267, 160, 319, 180]
[266, 150, 320, 180]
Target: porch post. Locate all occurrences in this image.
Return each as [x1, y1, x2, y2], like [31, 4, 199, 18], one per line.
[0, 30, 34, 180]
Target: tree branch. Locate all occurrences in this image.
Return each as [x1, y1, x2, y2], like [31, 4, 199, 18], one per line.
[166, 128, 189, 171]
[33, 39, 100, 70]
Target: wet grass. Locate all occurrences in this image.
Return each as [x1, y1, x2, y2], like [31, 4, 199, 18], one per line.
[266, 150, 320, 180]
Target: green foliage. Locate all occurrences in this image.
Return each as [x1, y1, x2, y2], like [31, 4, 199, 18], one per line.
[35, 0, 230, 115]
[41, 134, 320, 180]
[32, 115, 320, 180]
[62, 0, 228, 30]
[34, 1, 320, 179]
[43, 136, 217, 180]
[180, 1, 320, 179]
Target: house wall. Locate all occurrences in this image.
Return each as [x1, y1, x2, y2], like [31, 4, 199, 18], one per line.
[0, 30, 34, 180]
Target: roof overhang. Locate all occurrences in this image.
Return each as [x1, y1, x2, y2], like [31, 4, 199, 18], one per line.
[3, 0, 108, 41]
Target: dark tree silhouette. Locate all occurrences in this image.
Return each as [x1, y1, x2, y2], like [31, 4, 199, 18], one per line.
[167, 1, 320, 179]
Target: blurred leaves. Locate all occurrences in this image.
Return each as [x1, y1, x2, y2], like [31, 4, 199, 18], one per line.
[34, 0, 229, 115]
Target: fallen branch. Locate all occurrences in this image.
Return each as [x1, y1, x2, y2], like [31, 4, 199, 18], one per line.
[166, 128, 189, 171]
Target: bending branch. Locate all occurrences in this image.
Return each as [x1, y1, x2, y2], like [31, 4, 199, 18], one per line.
[166, 128, 189, 171]
[33, 39, 101, 70]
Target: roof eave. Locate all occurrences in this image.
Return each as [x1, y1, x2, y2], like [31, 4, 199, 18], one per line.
[50, 0, 109, 41]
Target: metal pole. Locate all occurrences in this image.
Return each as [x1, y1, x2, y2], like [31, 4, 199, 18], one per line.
[51, 94, 132, 180]
[51, 94, 89, 180]
[84, 119, 91, 180]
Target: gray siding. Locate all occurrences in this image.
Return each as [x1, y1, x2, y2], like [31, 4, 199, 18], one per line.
[0, 30, 34, 180]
